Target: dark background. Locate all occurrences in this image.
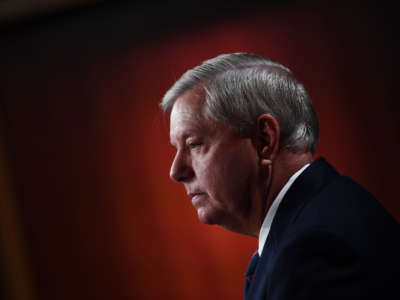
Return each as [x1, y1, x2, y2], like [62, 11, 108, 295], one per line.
[1, 1, 399, 299]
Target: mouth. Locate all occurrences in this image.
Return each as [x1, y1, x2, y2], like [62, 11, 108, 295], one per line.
[189, 192, 207, 206]
[189, 192, 206, 198]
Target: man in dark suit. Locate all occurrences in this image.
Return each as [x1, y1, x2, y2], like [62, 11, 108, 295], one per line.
[160, 53, 400, 299]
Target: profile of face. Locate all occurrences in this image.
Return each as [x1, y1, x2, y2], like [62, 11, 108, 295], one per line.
[169, 88, 264, 233]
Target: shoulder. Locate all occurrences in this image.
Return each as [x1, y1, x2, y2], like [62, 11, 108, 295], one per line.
[267, 226, 400, 300]
[294, 171, 398, 229]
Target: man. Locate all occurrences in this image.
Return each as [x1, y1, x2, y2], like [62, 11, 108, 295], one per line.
[160, 53, 400, 300]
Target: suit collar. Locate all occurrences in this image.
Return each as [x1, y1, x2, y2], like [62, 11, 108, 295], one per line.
[262, 157, 339, 253]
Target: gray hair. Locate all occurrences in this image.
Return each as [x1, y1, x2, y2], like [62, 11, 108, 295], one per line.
[160, 53, 319, 154]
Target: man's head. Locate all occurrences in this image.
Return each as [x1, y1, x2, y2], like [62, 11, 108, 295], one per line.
[162, 53, 318, 154]
[161, 53, 318, 236]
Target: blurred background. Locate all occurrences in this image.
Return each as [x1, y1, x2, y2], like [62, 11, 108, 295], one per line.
[1, 0, 399, 299]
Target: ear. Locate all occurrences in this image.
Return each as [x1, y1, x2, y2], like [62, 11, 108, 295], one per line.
[256, 114, 280, 165]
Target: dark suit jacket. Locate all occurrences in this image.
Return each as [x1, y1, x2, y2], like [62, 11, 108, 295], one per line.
[246, 157, 400, 300]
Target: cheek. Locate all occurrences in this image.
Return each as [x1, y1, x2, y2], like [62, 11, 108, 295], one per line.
[222, 155, 258, 197]
[192, 156, 216, 187]
[199, 145, 258, 202]
[222, 142, 258, 179]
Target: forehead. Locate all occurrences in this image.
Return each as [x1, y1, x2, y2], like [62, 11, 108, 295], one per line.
[169, 88, 216, 141]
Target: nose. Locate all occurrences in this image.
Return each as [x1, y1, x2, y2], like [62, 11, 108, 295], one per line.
[169, 150, 194, 182]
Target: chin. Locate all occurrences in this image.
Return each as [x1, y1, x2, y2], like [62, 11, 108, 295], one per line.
[196, 207, 220, 225]
[197, 207, 243, 234]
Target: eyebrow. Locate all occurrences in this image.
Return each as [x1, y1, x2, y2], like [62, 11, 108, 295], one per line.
[169, 110, 218, 147]
[170, 120, 215, 148]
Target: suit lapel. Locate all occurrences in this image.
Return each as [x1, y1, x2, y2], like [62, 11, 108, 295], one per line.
[246, 157, 339, 300]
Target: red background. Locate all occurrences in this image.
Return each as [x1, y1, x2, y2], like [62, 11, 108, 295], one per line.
[1, 1, 399, 299]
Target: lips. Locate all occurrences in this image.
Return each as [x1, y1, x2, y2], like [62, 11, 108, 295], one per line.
[189, 192, 207, 206]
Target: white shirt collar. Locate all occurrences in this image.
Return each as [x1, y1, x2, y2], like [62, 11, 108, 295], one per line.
[258, 163, 310, 256]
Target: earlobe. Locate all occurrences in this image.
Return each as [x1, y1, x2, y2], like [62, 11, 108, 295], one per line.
[260, 146, 272, 166]
[261, 159, 272, 166]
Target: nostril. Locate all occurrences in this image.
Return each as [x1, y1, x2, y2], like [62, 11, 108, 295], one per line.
[169, 165, 185, 182]
[170, 166, 194, 183]
[176, 176, 185, 182]
[170, 169, 192, 183]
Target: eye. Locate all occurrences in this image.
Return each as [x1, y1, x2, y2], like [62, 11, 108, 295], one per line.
[186, 138, 203, 149]
[188, 142, 202, 148]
